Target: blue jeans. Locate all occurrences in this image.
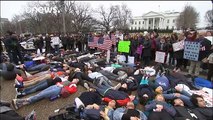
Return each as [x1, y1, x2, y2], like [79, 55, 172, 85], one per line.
[113, 108, 125, 120]
[163, 93, 193, 107]
[95, 85, 110, 96]
[113, 108, 147, 120]
[22, 80, 49, 95]
[28, 85, 61, 103]
[95, 76, 113, 88]
[27, 63, 47, 71]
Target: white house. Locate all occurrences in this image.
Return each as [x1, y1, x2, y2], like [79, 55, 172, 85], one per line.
[129, 11, 180, 30]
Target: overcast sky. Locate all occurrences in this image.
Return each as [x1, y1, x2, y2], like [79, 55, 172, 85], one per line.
[1, 1, 212, 27]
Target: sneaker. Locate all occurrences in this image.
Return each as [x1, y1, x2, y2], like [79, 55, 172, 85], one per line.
[25, 110, 36, 120]
[175, 68, 181, 73]
[16, 93, 25, 99]
[12, 99, 22, 110]
[112, 83, 121, 90]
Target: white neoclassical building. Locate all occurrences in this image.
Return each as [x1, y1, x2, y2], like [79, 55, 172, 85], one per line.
[129, 11, 180, 30]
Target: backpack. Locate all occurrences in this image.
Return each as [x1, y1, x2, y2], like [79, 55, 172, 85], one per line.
[194, 77, 213, 89]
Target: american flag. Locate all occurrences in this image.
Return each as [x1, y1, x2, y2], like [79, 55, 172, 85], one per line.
[111, 34, 117, 45]
[88, 36, 99, 48]
[97, 35, 112, 50]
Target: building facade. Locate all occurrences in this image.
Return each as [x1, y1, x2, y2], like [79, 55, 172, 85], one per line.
[129, 11, 180, 30]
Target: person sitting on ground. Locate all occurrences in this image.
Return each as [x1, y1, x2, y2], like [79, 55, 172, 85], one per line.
[144, 94, 176, 119]
[12, 78, 78, 110]
[190, 94, 213, 120]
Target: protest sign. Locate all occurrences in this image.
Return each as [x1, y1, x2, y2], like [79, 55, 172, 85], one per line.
[117, 55, 126, 63]
[172, 40, 184, 52]
[128, 56, 135, 64]
[118, 41, 130, 53]
[183, 41, 200, 61]
[155, 51, 166, 63]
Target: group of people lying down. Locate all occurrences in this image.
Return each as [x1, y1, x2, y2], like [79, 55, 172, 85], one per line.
[1, 51, 212, 120]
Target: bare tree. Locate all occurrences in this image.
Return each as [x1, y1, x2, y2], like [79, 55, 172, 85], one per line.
[94, 5, 118, 32]
[205, 10, 213, 28]
[176, 5, 199, 30]
[113, 4, 132, 32]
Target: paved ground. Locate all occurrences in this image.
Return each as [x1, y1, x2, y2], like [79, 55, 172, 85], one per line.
[0, 78, 144, 120]
[0, 66, 208, 120]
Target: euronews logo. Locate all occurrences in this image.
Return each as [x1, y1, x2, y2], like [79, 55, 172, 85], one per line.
[25, 7, 60, 14]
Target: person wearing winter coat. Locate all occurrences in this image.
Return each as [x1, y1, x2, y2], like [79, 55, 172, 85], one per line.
[142, 33, 152, 67]
[145, 94, 176, 120]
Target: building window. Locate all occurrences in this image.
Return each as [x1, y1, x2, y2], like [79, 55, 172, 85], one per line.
[149, 21, 151, 24]
[172, 26, 174, 29]
[131, 27, 133, 30]
[173, 19, 175, 23]
[138, 27, 140, 30]
[167, 20, 169, 23]
[135, 21, 137, 25]
[143, 21, 144, 24]
[166, 26, 169, 29]
[135, 27, 137, 30]
[139, 21, 141, 24]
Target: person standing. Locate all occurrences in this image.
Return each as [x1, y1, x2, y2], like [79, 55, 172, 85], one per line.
[10, 33, 24, 64]
[51, 34, 61, 54]
[37, 34, 44, 54]
[3, 31, 13, 63]
[0, 37, 3, 63]
[61, 34, 68, 51]
[173, 33, 185, 72]
[45, 34, 52, 55]
[142, 33, 152, 67]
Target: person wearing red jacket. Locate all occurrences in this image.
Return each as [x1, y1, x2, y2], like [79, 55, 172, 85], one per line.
[12, 79, 78, 110]
[94, 85, 136, 106]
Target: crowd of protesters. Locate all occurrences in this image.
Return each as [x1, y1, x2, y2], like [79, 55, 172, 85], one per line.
[0, 28, 212, 120]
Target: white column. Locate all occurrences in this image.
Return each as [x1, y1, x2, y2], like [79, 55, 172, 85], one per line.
[146, 18, 149, 29]
[153, 18, 155, 29]
[159, 18, 162, 29]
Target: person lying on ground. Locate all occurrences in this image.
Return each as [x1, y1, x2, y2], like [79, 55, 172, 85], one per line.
[82, 100, 116, 120]
[144, 94, 176, 119]
[12, 78, 78, 110]
[16, 77, 62, 98]
[87, 69, 114, 88]
[137, 76, 155, 105]
[74, 88, 102, 109]
[93, 84, 137, 106]
[190, 94, 213, 120]
[68, 67, 93, 90]
[113, 101, 147, 120]
[118, 76, 138, 94]
[173, 98, 203, 120]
